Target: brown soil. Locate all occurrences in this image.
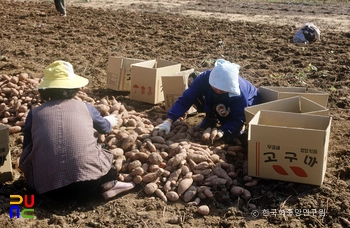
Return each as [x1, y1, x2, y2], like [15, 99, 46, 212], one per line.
[1, 0, 350, 227]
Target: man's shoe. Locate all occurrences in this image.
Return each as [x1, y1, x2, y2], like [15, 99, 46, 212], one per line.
[102, 182, 135, 200]
[101, 180, 117, 192]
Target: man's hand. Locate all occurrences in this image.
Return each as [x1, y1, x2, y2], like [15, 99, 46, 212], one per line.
[154, 119, 172, 135]
[104, 114, 118, 128]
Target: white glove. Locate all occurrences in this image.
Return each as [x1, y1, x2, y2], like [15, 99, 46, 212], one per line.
[104, 114, 118, 128]
[155, 120, 172, 135]
[214, 130, 224, 141]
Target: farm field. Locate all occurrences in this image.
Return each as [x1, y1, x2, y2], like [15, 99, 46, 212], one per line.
[0, 0, 350, 227]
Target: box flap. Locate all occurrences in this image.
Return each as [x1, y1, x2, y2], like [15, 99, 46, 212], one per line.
[106, 56, 147, 91]
[259, 86, 329, 107]
[245, 96, 300, 123]
[299, 97, 329, 114]
[251, 110, 331, 130]
[162, 69, 195, 91]
[132, 59, 157, 69]
[162, 69, 195, 112]
[156, 59, 181, 68]
[245, 96, 329, 124]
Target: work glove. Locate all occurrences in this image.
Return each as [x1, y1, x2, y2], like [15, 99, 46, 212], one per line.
[154, 120, 172, 135]
[214, 129, 224, 141]
[104, 114, 118, 128]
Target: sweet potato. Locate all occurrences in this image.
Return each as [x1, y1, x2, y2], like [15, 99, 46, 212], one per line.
[148, 164, 160, 172]
[248, 203, 257, 210]
[203, 188, 214, 198]
[163, 180, 172, 193]
[243, 175, 253, 182]
[242, 189, 251, 199]
[121, 132, 138, 150]
[153, 143, 169, 151]
[142, 168, 163, 183]
[150, 136, 166, 144]
[209, 177, 227, 186]
[124, 150, 138, 159]
[193, 169, 212, 177]
[209, 127, 218, 143]
[161, 169, 170, 177]
[245, 178, 260, 187]
[148, 152, 163, 165]
[166, 191, 179, 202]
[182, 185, 197, 203]
[177, 177, 194, 196]
[197, 205, 210, 215]
[181, 165, 190, 176]
[187, 197, 201, 206]
[141, 163, 149, 173]
[110, 148, 124, 159]
[127, 159, 142, 172]
[134, 126, 150, 135]
[120, 173, 133, 182]
[192, 173, 205, 182]
[130, 166, 145, 176]
[187, 152, 209, 163]
[144, 182, 158, 195]
[146, 140, 157, 152]
[120, 159, 131, 173]
[106, 136, 117, 147]
[230, 186, 244, 196]
[167, 168, 182, 183]
[213, 165, 232, 185]
[8, 126, 21, 134]
[133, 175, 143, 184]
[172, 149, 187, 167]
[201, 127, 211, 141]
[195, 161, 211, 170]
[133, 151, 149, 163]
[210, 154, 220, 163]
[155, 189, 167, 202]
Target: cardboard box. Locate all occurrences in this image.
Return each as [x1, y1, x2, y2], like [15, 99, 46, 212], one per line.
[0, 152, 13, 184]
[248, 110, 332, 186]
[130, 59, 181, 104]
[259, 86, 329, 107]
[106, 56, 146, 91]
[0, 124, 12, 184]
[162, 69, 195, 112]
[0, 124, 10, 166]
[244, 96, 329, 124]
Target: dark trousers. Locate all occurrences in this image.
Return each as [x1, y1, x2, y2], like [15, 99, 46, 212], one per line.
[54, 0, 66, 15]
[41, 167, 118, 201]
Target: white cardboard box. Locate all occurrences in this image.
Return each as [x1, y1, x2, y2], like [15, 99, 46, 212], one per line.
[162, 69, 195, 112]
[248, 110, 332, 186]
[106, 56, 146, 91]
[130, 59, 181, 104]
[244, 96, 329, 124]
[259, 86, 329, 107]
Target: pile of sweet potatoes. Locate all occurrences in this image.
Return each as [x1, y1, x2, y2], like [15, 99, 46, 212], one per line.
[0, 72, 259, 213]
